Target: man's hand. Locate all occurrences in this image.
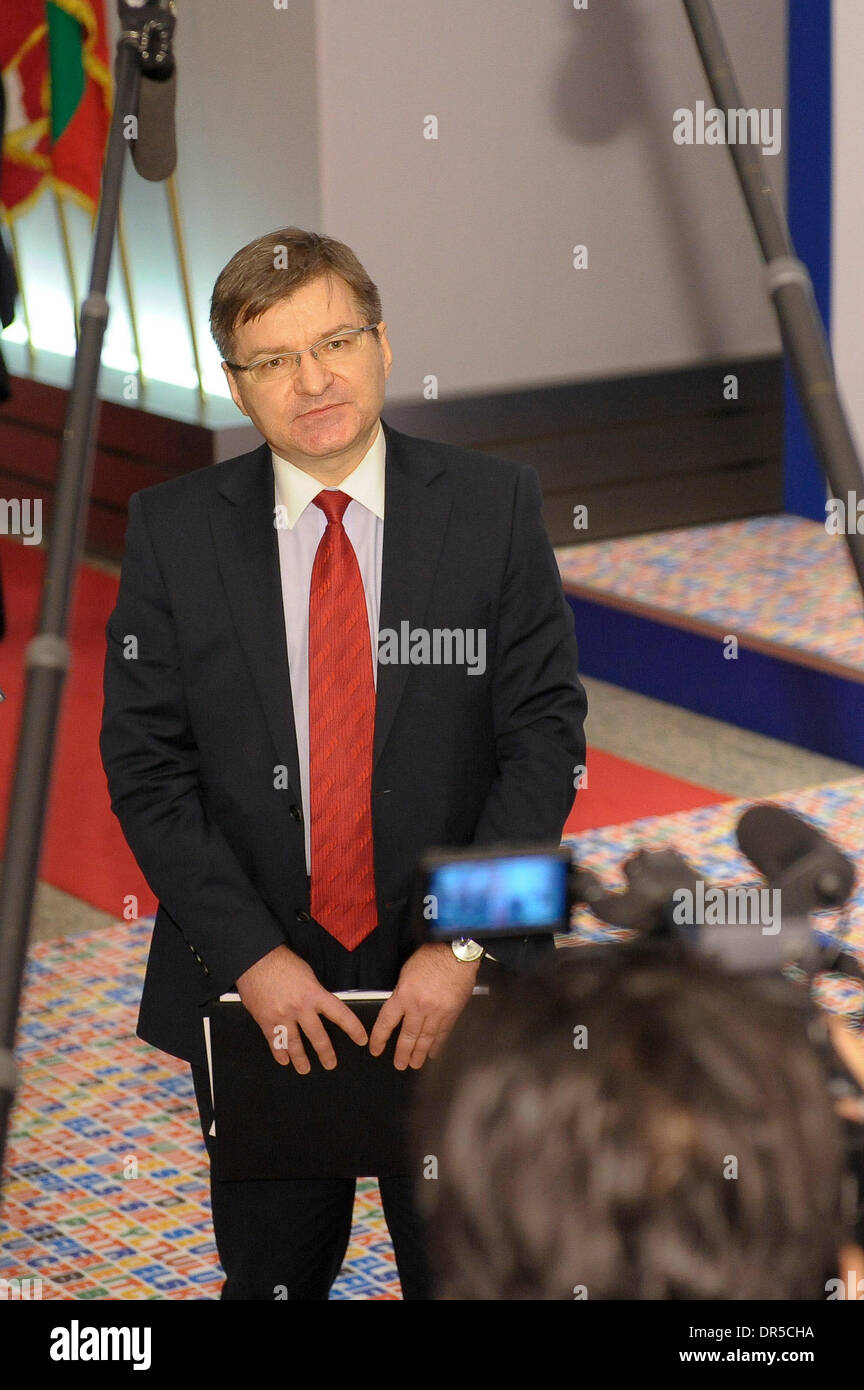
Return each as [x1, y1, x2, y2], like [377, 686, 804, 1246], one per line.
[236, 944, 367, 1072]
[368, 942, 480, 1070]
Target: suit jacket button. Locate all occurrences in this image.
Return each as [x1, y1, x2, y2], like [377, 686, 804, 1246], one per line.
[290, 805, 303, 822]
[296, 909, 311, 922]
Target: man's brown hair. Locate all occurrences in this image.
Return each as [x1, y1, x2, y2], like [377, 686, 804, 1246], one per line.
[209, 227, 382, 363]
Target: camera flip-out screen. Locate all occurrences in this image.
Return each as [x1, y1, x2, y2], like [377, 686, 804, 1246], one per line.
[420, 844, 572, 939]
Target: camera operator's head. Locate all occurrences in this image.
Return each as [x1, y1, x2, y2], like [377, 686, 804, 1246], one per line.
[417, 945, 849, 1300]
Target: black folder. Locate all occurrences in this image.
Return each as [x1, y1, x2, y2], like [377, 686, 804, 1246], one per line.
[204, 994, 419, 1181]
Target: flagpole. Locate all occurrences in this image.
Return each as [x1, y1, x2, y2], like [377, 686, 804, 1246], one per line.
[117, 200, 146, 395]
[6, 222, 36, 371]
[53, 190, 81, 345]
[165, 173, 205, 406]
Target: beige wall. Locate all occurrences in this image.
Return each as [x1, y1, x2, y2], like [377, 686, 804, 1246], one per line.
[832, 0, 864, 460]
[315, 0, 787, 402]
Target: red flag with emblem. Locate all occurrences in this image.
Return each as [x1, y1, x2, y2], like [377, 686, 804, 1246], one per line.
[1, 1, 111, 219]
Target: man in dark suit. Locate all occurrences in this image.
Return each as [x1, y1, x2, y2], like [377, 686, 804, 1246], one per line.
[100, 227, 587, 1301]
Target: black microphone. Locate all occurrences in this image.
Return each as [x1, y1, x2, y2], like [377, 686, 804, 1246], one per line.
[126, 1, 177, 182]
[737, 804, 855, 909]
[132, 68, 177, 181]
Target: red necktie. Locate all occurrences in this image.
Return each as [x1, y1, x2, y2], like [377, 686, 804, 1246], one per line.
[308, 490, 378, 949]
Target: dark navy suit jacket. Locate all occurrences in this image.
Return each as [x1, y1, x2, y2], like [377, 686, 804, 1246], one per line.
[100, 419, 587, 1067]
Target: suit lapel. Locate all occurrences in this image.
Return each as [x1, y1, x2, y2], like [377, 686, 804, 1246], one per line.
[374, 420, 451, 770]
[211, 441, 303, 801]
[210, 420, 451, 805]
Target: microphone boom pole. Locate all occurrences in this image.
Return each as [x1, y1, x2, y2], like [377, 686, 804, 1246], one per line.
[681, 0, 864, 602]
[0, 3, 176, 1186]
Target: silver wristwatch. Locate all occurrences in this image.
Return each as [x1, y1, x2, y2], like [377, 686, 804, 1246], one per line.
[451, 937, 485, 963]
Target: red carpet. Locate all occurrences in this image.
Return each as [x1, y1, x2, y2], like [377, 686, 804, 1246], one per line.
[565, 748, 730, 834]
[0, 536, 727, 915]
[0, 536, 157, 919]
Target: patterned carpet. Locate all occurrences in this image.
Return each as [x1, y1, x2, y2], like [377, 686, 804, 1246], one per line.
[556, 516, 864, 670]
[0, 923, 402, 1300]
[3, 777, 864, 1299]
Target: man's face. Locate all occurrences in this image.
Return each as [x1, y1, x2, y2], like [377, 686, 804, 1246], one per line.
[222, 272, 392, 478]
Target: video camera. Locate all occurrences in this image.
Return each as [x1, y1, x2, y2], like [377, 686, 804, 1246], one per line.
[412, 803, 864, 1237]
[414, 803, 860, 981]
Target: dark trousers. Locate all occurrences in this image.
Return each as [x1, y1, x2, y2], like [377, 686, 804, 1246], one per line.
[190, 1063, 431, 1300]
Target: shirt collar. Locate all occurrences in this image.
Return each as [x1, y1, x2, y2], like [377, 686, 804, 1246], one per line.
[271, 419, 385, 527]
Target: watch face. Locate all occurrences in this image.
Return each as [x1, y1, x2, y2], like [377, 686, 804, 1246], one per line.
[452, 939, 484, 962]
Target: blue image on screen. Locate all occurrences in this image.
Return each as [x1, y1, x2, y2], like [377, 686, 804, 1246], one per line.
[429, 855, 567, 934]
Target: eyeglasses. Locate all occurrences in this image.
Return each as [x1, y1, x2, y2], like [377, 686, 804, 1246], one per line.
[225, 325, 379, 384]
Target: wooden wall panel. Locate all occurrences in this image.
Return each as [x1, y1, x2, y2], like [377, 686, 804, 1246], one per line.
[0, 354, 783, 559]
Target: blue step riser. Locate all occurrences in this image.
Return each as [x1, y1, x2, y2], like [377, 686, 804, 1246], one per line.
[566, 595, 864, 768]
